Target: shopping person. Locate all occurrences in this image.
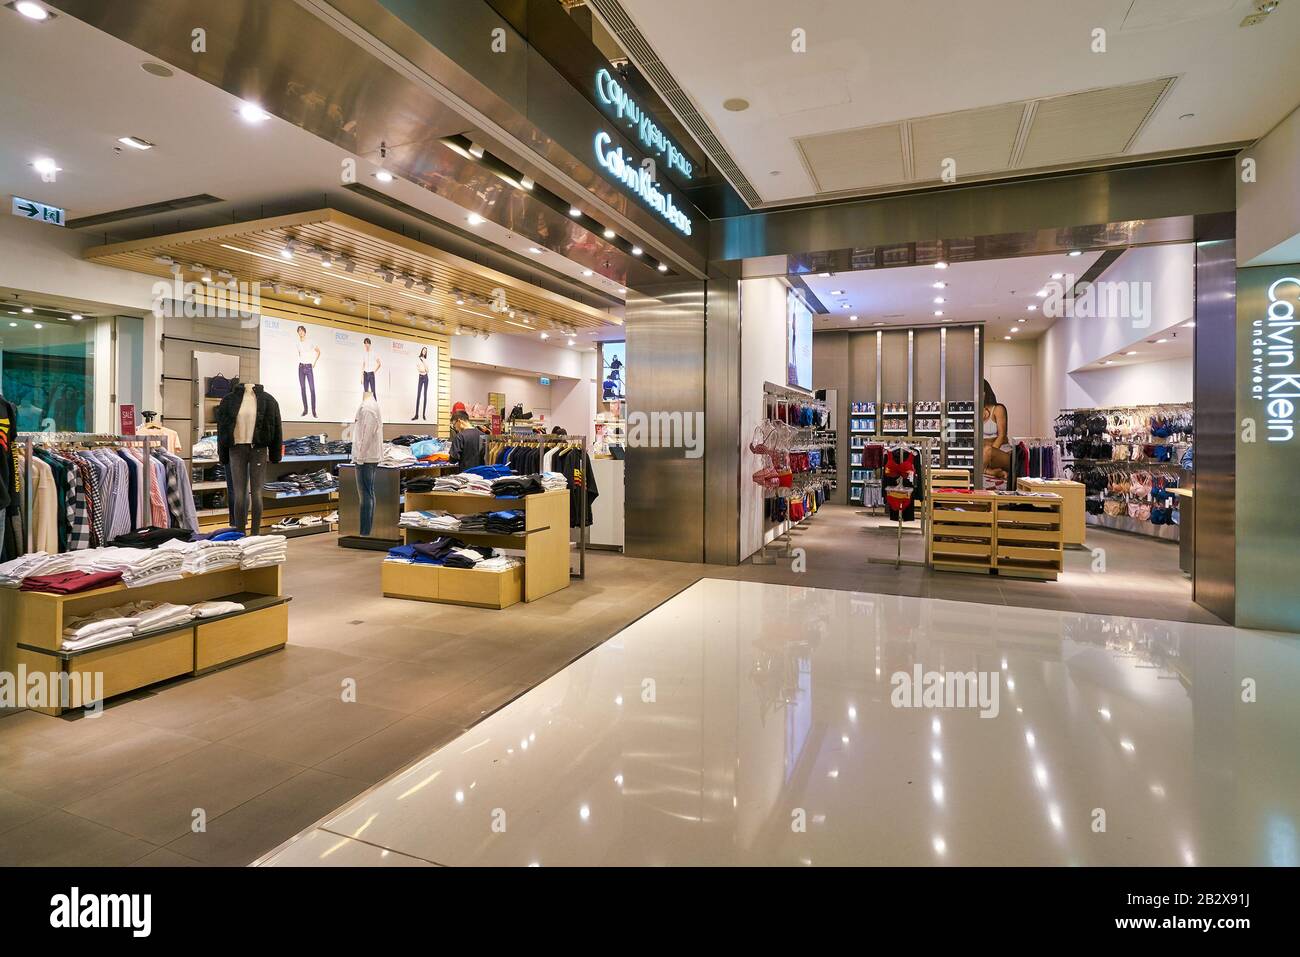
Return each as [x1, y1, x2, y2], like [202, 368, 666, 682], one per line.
[413, 346, 430, 421]
[449, 410, 484, 469]
[296, 325, 320, 417]
[361, 337, 381, 397]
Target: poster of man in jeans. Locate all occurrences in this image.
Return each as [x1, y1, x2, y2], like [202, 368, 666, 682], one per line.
[258, 316, 435, 426]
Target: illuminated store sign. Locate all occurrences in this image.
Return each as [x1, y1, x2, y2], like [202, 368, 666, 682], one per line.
[1252, 276, 1300, 442]
[594, 68, 693, 180]
[594, 131, 693, 236]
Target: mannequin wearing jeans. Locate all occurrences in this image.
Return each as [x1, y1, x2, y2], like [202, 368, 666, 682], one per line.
[351, 390, 383, 536]
[229, 443, 268, 534]
[215, 380, 283, 534]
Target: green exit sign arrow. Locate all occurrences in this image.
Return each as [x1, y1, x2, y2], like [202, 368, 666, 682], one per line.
[11, 196, 65, 227]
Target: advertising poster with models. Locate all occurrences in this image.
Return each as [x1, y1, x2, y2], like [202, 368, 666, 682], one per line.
[259, 316, 438, 426]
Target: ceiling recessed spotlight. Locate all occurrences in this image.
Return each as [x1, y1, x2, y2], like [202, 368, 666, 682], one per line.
[850, 315, 858, 321]
[1126, 350, 1138, 356]
[1003, 335, 1011, 340]
[581, 269, 594, 277]
[873, 322, 884, 327]
[617, 287, 626, 294]
[657, 262, 668, 272]
[141, 61, 173, 77]
[723, 97, 750, 112]
[117, 136, 154, 151]
[818, 272, 831, 278]
[528, 246, 543, 255]
[934, 261, 948, 270]
[518, 176, 534, 191]
[1103, 360, 1113, 365]
[932, 281, 947, 290]
[70, 313, 82, 320]
[630, 245, 643, 256]
[1011, 326, 1020, 332]
[540, 332, 550, 340]
[374, 169, 394, 183]
[33, 322, 43, 329]
[31, 157, 60, 176]
[933, 297, 945, 304]
[568, 207, 582, 218]
[1036, 289, 1048, 297]
[603, 227, 616, 239]
[238, 102, 271, 124]
[21, 307, 34, 314]
[1156, 337, 1168, 343]
[840, 303, 850, 310]
[1027, 305, 1037, 311]
[830, 289, 844, 296]
[7, 322, 15, 328]
[1068, 250, 1082, 257]
[14, 1, 52, 20]
[1183, 320, 1195, 328]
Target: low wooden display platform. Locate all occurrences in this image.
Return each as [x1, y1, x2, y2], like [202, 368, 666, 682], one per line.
[1017, 478, 1086, 545]
[928, 491, 1064, 580]
[0, 564, 289, 716]
[382, 487, 569, 608]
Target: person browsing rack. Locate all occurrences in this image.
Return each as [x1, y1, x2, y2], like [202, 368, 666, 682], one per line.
[449, 410, 484, 469]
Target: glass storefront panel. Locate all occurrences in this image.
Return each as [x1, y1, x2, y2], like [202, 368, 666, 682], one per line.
[0, 316, 96, 432]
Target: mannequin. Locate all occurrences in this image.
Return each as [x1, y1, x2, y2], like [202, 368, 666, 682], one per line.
[216, 379, 283, 534]
[351, 389, 382, 536]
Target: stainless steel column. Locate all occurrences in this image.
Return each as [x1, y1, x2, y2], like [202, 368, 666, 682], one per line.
[705, 264, 741, 564]
[625, 278, 707, 563]
[1193, 239, 1236, 623]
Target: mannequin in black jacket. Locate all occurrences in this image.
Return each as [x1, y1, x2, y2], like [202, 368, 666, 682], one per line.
[216, 381, 283, 533]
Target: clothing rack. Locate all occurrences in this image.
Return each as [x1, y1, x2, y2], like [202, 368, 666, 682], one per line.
[18, 432, 161, 554]
[481, 432, 588, 580]
[862, 435, 935, 568]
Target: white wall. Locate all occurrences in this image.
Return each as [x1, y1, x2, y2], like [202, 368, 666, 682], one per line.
[984, 338, 1040, 437]
[1037, 243, 1195, 429]
[1238, 104, 1300, 266]
[449, 331, 585, 379]
[0, 215, 158, 312]
[1067, 356, 1193, 408]
[551, 349, 598, 436]
[739, 277, 792, 561]
[450, 365, 553, 422]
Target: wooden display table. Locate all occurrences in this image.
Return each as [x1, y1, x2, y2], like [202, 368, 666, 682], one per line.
[1017, 478, 1086, 545]
[929, 490, 1064, 581]
[381, 488, 570, 609]
[0, 564, 288, 716]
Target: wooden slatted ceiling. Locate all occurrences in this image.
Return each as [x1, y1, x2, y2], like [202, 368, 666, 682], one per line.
[83, 209, 621, 339]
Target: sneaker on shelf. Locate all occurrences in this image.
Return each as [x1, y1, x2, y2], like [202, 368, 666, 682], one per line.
[300, 515, 324, 527]
[273, 516, 301, 530]
[323, 510, 339, 524]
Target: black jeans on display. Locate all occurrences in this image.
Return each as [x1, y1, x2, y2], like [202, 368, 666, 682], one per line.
[355, 462, 377, 536]
[229, 443, 268, 534]
[415, 374, 429, 419]
[298, 363, 317, 416]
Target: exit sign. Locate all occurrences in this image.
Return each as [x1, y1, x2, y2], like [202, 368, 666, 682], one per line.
[539, 377, 551, 385]
[11, 196, 65, 227]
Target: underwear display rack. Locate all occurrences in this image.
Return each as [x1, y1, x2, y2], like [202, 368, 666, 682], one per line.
[862, 435, 936, 568]
[751, 384, 834, 564]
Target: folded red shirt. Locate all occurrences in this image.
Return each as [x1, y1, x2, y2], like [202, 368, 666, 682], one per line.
[19, 570, 124, 594]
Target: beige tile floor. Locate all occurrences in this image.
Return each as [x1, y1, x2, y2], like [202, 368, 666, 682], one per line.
[0, 505, 1217, 866]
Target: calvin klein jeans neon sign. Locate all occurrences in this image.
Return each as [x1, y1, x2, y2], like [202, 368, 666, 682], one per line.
[594, 132, 693, 236]
[1253, 276, 1300, 442]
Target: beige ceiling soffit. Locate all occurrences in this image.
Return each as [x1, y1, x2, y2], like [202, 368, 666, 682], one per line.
[1008, 101, 1039, 170]
[900, 123, 916, 183]
[586, 0, 764, 208]
[795, 122, 908, 193]
[295, 0, 703, 278]
[1016, 76, 1179, 168]
[83, 209, 619, 337]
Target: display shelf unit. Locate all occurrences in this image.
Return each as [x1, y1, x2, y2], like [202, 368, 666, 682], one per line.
[382, 488, 569, 608]
[928, 491, 1064, 580]
[0, 564, 289, 716]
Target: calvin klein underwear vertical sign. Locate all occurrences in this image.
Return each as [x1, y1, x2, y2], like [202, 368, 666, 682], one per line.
[593, 68, 694, 237]
[1252, 276, 1300, 442]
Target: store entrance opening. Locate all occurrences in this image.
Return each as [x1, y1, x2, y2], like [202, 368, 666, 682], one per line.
[738, 242, 1211, 624]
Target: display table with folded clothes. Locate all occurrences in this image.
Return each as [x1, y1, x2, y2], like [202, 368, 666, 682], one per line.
[0, 534, 292, 716]
[281, 436, 351, 458]
[383, 486, 569, 608]
[264, 469, 338, 495]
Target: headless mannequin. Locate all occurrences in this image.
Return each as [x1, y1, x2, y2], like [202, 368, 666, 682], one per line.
[229, 384, 267, 534]
[351, 389, 382, 536]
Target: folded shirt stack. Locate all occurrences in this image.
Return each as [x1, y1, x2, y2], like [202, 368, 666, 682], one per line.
[433, 474, 470, 492]
[485, 509, 526, 535]
[62, 615, 137, 650]
[442, 546, 487, 569]
[475, 555, 522, 573]
[264, 470, 337, 494]
[381, 443, 416, 467]
[111, 526, 194, 549]
[461, 475, 495, 495]
[456, 512, 489, 533]
[238, 534, 288, 569]
[158, 538, 243, 574]
[132, 601, 195, 632]
[399, 510, 461, 531]
[81, 547, 184, 588]
[191, 600, 245, 618]
[490, 475, 544, 497]
[325, 439, 352, 455]
[464, 464, 513, 480]
[401, 476, 439, 493]
[539, 471, 568, 491]
[60, 599, 195, 651]
[21, 569, 124, 594]
[0, 551, 77, 587]
[282, 436, 327, 457]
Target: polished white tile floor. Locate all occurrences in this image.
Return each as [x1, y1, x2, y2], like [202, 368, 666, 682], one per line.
[258, 579, 1300, 866]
